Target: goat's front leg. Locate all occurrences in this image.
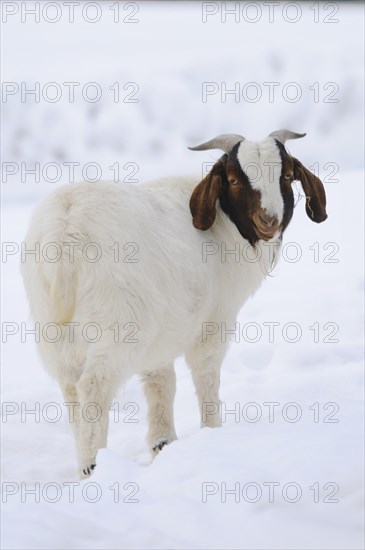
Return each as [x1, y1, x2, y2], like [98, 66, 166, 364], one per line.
[141, 365, 177, 454]
[186, 345, 226, 428]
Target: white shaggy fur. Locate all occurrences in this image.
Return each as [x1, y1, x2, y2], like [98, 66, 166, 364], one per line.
[237, 138, 284, 221]
[21, 176, 280, 476]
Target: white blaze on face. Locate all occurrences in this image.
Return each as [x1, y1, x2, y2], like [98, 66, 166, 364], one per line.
[237, 137, 284, 222]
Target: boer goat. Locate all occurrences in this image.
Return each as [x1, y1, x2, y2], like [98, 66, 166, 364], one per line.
[21, 130, 327, 476]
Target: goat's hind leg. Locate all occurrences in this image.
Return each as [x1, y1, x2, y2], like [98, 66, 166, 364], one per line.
[73, 355, 115, 477]
[60, 379, 82, 443]
[141, 364, 177, 454]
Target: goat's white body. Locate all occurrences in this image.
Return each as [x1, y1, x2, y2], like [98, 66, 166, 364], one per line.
[22, 177, 280, 474]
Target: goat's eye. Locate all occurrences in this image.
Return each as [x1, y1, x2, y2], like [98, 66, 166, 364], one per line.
[284, 173, 293, 181]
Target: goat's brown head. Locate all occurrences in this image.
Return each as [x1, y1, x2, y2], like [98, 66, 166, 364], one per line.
[189, 130, 327, 245]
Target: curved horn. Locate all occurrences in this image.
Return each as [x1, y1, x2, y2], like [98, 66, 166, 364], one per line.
[269, 129, 306, 144]
[188, 134, 245, 154]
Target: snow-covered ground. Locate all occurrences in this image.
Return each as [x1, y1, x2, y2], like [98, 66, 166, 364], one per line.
[1, 2, 364, 549]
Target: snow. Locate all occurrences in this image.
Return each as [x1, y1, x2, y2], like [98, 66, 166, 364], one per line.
[1, 2, 364, 549]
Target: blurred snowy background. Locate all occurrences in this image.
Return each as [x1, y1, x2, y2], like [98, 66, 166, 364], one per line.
[1, 2, 364, 549]
[1, 0, 364, 200]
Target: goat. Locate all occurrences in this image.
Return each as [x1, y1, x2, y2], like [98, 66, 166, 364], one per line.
[21, 130, 327, 477]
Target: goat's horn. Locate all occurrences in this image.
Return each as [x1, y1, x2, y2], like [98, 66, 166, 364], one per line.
[188, 134, 245, 154]
[269, 129, 306, 144]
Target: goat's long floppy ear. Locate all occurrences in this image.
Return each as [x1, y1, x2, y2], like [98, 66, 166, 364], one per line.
[293, 157, 328, 223]
[190, 166, 223, 230]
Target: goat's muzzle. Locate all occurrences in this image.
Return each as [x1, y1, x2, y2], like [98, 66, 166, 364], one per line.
[252, 210, 280, 240]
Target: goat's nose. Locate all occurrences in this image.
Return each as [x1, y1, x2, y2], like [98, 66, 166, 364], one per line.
[259, 212, 276, 227]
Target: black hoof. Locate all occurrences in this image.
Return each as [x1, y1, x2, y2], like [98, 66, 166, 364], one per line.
[83, 464, 96, 476]
[152, 440, 168, 452]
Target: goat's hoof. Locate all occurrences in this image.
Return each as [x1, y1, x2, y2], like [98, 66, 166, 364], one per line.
[82, 463, 96, 477]
[152, 439, 168, 453]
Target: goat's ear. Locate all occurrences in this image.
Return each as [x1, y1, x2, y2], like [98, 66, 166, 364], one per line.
[293, 157, 328, 223]
[190, 167, 223, 230]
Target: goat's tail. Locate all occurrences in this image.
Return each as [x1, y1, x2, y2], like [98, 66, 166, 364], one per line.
[47, 243, 78, 325]
[22, 237, 80, 326]
[21, 200, 82, 326]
